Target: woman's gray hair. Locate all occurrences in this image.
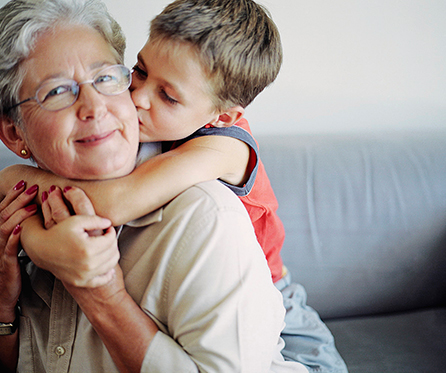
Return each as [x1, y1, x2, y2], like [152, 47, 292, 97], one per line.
[0, 0, 126, 124]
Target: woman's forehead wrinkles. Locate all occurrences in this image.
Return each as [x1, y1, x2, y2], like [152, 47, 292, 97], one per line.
[32, 60, 115, 85]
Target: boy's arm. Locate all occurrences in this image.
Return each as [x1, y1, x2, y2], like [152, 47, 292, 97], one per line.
[94, 135, 251, 225]
[0, 135, 250, 226]
[0, 165, 66, 202]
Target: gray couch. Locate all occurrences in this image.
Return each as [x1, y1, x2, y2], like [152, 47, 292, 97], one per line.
[2, 132, 446, 372]
[257, 132, 446, 373]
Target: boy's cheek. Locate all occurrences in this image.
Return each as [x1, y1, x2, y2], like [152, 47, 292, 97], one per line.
[139, 125, 152, 143]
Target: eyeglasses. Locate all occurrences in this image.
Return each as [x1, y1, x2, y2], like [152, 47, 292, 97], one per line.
[7, 64, 132, 112]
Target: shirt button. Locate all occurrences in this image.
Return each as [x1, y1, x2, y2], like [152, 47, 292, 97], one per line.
[55, 346, 66, 356]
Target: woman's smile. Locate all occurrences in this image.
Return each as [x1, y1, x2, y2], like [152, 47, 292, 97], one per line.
[75, 129, 117, 145]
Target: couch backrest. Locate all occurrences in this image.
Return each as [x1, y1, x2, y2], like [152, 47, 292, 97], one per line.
[258, 132, 446, 319]
[3, 134, 446, 319]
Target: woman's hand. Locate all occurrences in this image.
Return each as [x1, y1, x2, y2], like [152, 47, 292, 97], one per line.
[0, 181, 38, 315]
[22, 186, 120, 288]
[43, 187, 155, 373]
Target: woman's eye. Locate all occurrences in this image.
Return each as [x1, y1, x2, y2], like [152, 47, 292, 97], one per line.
[43, 85, 71, 101]
[96, 74, 116, 84]
[160, 89, 178, 105]
[132, 65, 147, 79]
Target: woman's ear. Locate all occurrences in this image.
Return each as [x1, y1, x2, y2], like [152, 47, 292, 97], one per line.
[209, 105, 245, 128]
[0, 117, 31, 159]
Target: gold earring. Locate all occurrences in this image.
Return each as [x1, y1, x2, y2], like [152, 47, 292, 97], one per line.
[20, 149, 28, 156]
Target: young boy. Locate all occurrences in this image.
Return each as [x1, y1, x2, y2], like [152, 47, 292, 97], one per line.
[0, 1, 347, 371]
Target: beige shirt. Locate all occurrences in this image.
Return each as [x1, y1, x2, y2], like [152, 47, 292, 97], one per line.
[18, 181, 307, 372]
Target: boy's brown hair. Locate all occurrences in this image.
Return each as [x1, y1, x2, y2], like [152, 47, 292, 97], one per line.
[150, 0, 282, 111]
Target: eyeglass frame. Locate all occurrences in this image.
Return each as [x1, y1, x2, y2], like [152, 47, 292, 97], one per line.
[6, 64, 132, 113]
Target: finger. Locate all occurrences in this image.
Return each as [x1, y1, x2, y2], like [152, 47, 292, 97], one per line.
[1, 224, 22, 306]
[77, 248, 120, 288]
[63, 186, 96, 216]
[82, 241, 120, 288]
[82, 227, 119, 284]
[62, 230, 119, 288]
[41, 191, 55, 229]
[73, 215, 112, 233]
[0, 180, 25, 210]
[0, 204, 38, 250]
[0, 184, 38, 224]
[39, 217, 115, 287]
[62, 186, 95, 216]
[0, 180, 30, 208]
[4, 224, 22, 258]
[46, 186, 72, 224]
[64, 186, 97, 216]
[62, 187, 103, 235]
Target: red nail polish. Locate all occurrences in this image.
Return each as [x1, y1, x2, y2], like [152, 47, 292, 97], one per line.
[63, 186, 72, 193]
[13, 225, 22, 235]
[14, 180, 25, 191]
[25, 184, 38, 195]
[49, 185, 56, 193]
[25, 204, 37, 212]
[42, 191, 48, 203]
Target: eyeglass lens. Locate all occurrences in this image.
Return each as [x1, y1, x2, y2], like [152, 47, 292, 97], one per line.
[35, 65, 131, 111]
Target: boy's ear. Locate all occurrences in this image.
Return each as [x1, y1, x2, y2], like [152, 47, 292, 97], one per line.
[209, 105, 245, 128]
[0, 117, 31, 159]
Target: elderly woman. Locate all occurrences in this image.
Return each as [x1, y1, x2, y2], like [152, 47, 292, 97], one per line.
[0, 0, 308, 372]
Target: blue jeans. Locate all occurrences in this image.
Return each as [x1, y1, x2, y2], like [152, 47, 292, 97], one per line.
[276, 273, 348, 373]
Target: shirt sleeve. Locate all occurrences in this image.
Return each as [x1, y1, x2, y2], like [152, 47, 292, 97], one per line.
[142, 331, 199, 372]
[138, 182, 292, 372]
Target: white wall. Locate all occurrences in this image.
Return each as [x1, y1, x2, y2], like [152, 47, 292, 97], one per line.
[2, 0, 446, 135]
[105, 0, 446, 135]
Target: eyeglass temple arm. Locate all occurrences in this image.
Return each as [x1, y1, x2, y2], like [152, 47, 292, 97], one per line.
[6, 97, 33, 112]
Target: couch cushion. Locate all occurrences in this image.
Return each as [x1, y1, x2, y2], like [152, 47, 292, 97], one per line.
[325, 307, 446, 373]
[258, 133, 446, 318]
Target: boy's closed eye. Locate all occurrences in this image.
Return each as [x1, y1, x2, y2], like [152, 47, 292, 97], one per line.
[132, 64, 178, 105]
[159, 88, 178, 105]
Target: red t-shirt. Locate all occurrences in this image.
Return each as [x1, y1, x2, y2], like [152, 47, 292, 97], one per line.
[233, 119, 284, 283]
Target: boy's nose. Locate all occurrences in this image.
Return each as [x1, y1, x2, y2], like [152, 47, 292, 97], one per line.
[131, 86, 151, 110]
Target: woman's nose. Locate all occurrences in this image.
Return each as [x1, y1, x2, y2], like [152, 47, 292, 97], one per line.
[76, 84, 108, 121]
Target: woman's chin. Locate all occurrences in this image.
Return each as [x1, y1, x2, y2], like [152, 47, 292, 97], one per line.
[49, 160, 134, 181]
[84, 161, 135, 180]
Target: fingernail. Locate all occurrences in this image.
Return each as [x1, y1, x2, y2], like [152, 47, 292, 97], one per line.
[25, 204, 37, 212]
[25, 184, 38, 195]
[63, 186, 72, 193]
[14, 180, 25, 191]
[49, 185, 56, 193]
[13, 225, 22, 235]
[41, 191, 48, 203]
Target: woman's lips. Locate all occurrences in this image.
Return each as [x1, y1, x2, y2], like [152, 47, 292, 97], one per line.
[76, 130, 116, 144]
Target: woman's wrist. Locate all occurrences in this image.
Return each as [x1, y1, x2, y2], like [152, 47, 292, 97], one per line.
[0, 305, 18, 324]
